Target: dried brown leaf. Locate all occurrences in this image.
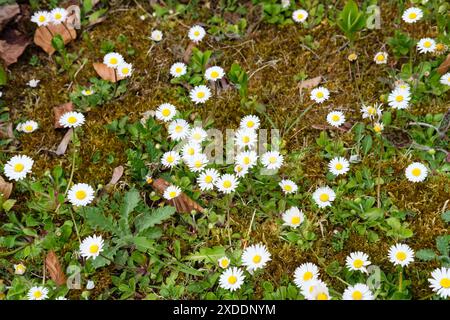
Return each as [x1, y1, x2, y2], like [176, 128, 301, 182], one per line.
[33, 14, 77, 55]
[437, 54, 450, 75]
[0, 4, 20, 32]
[312, 122, 351, 132]
[382, 127, 413, 148]
[183, 42, 195, 64]
[0, 175, 13, 200]
[56, 128, 73, 155]
[298, 76, 322, 92]
[0, 122, 14, 139]
[45, 251, 66, 286]
[53, 102, 73, 129]
[0, 28, 30, 66]
[93, 62, 124, 83]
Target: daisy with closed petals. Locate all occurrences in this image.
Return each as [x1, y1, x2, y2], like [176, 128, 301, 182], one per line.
[440, 73, 450, 86]
[402, 7, 423, 23]
[374, 52, 388, 64]
[219, 267, 245, 291]
[282, 207, 305, 228]
[161, 151, 181, 168]
[312, 186, 335, 208]
[373, 122, 384, 133]
[417, 38, 436, 54]
[117, 62, 133, 78]
[27, 79, 40, 88]
[170, 62, 187, 78]
[261, 151, 284, 170]
[188, 25, 206, 43]
[205, 66, 225, 81]
[294, 263, 320, 287]
[18, 120, 38, 133]
[197, 168, 219, 191]
[150, 30, 163, 42]
[103, 52, 124, 69]
[310, 87, 330, 103]
[31, 11, 51, 26]
[388, 88, 410, 110]
[388, 243, 414, 267]
[155, 103, 177, 122]
[234, 128, 257, 149]
[292, 9, 308, 23]
[59, 111, 85, 128]
[215, 174, 239, 194]
[428, 267, 450, 299]
[67, 183, 95, 206]
[50, 8, 68, 24]
[345, 251, 371, 273]
[190, 85, 211, 104]
[163, 185, 182, 200]
[14, 263, 26, 275]
[240, 115, 260, 130]
[360, 103, 383, 120]
[343, 284, 374, 300]
[181, 142, 202, 161]
[4, 155, 34, 181]
[27, 286, 49, 300]
[326, 111, 345, 127]
[189, 127, 208, 144]
[79, 235, 104, 260]
[234, 164, 248, 178]
[328, 157, 350, 176]
[186, 153, 209, 172]
[279, 179, 298, 194]
[218, 256, 231, 269]
[168, 119, 190, 141]
[81, 88, 94, 96]
[235, 150, 258, 169]
[405, 162, 428, 183]
[241, 243, 271, 272]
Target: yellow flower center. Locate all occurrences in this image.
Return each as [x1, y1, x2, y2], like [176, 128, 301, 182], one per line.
[169, 191, 177, 198]
[291, 216, 301, 225]
[396, 95, 404, 102]
[194, 31, 200, 36]
[188, 148, 195, 155]
[210, 71, 219, 78]
[335, 163, 343, 170]
[332, 115, 340, 122]
[85, 90, 91, 95]
[24, 125, 33, 132]
[75, 190, 87, 200]
[223, 180, 232, 188]
[317, 293, 328, 300]
[408, 12, 417, 19]
[247, 121, 254, 128]
[424, 41, 431, 48]
[348, 53, 357, 61]
[67, 116, 77, 124]
[411, 168, 421, 177]
[297, 13, 304, 20]
[194, 160, 202, 168]
[204, 176, 213, 183]
[269, 156, 277, 164]
[252, 255, 262, 263]
[396, 251, 407, 261]
[319, 193, 329, 202]
[284, 185, 292, 192]
[235, 166, 243, 172]
[376, 54, 385, 61]
[352, 290, 363, 300]
[220, 259, 229, 268]
[167, 155, 174, 163]
[193, 133, 202, 140]
[242, 136, 250, 144]
[175, 67, 182, 74]
[162, 109, 171, 117]
[33, 291, 43, 299]
[303, 271, 313, 281]
[55, 13, 62, 19]
[14, 163, 24, 172]
[243, 157, 250, 165]
[353, 259, 364, 268]
[38, 16, 46, 22]
[440, 278, 450, 288]
[367, 107, 376, 115]
[374, 124, 382, 133]
[197, 92, 205, 99]
[122, 68, 129, 75]
[316, 92, 324, 98]
[436, 43, 445, 51]
[175, 125, 183, 133]
[89, 244, 99, 254]
[228, 275, 237, 284]
[110, 57, 118, 65]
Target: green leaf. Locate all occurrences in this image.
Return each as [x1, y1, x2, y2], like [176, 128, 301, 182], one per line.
[436, 235, 449, 257]
[441, 210, 450, 223]
[0, 65, 7, 86]
[185, 246, 226, 264]
[325, 260, 342, 276]
[134, 206, 176, 233]
[361, 208, 384, 221]
[2, 199, 16, 212]
[82, 207, 120, 235]
[361, 135, 373, 155]
[118, 189, 141, 235]
[415, 249, 437, 261]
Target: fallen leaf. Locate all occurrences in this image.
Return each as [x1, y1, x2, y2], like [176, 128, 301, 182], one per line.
[183, 42, 195, 64]
[53, 102, 73, 129]
[93, 62, 125, 82]
[0, 4, 20, 32]
[0, 28, 30, 66]
[0, 175, 13, 200]
[298, 76, 322, 92]
[45, 251, 66, 286]
[107, 166, 124, 187]
[56, 128, 73, 155]
[33, 13, 77, 55]
[438, 108, 450, 137]
[437, 54, 450, 75]
[312, 122, 352, 132]
[152, 178, 204, 214]
[0, 122, 14, 139]
[382, 128, 412, 148]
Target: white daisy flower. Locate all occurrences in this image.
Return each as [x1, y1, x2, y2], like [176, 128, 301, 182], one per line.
[281, 0, 290, 8]
[155, 103, 177, 122]
[161, 151, 181, 168]
[170, 62, 187, 78]
[4, 155, 34, 181]
[241, 243, 271, 272]
[79, 235, 104, 260]
[279, 179, 298, 194]
[405, 162, 428, 183]
[308, 282, 330, 300]
[373, 122, 384, 133]
[189, 127, 208, 144]
[59, 111, 85, 128]
[428, 267, 450, 299]
[240, 115, 260, 130]
[168, 119, 190, 141]
[345, 251, 371, 273]
[205, 66, 225, 81]
[388, 88, 411, 110]
[27, 286, 49, 300]
[215, 174, 239, 194]
[150, 30, 163, 42]
[342, 283, 374, 300]
[294, 262, 320, 287]
[235, 150, 258, 169]
[374, 52, 388, 64]
[326, 111, 345, 127]
[116, 62, 133, 78]
[181, 142, 202, 161]
[395, 82, 411, 92]
[218, 256, 231, 269]
[197, 168, 219, 191]
[14, 263, 26, 275]
[234, 128, 257, 150]
[50, 8, 68, 25]
[18, 120, 38, 133]
[388, 243, 414, 267]
[31, 11, 51, 27]
[27, 79, 40, 88]
[312, 186, 336, 208]
[292, 9, 308, 23]
[86, 280, 95, 290]
[439, 73, 450, 86]
[186, 153, 209, 172]
[300, 279, 326, 299]
[103, 52, 124, 69]
[310, 86, 330, 103]
[328, 157, 350, 176]
[261, 151, 284, 170]
[417, 38, 436, 54]
[282, 207, 305, 228]
[234, 164, 248, 178]
[81, 88, 94, 96]
[67, 183, 95, 206]
[219, 267, 245, 291]
[188, 25, 206, 43]
[360, 103, 383, 119]
[163, 185, 182, 200]
[190, 85, 211, 104]
[402, 7, 423, 23]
